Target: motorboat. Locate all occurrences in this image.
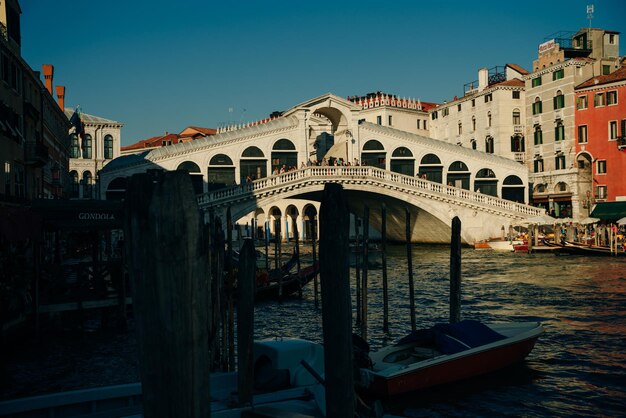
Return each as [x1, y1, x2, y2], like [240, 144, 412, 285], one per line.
[356, 320, 543, 397]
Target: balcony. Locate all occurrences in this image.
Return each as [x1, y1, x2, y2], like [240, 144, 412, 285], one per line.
[24, 141, 49, 167]
[544, 31, 592, 58]
[513, 125, 523, 134]
[618, 135, 626, 150]
[514, 152, 526, 163]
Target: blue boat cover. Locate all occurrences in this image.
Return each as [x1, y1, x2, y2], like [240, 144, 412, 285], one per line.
[396, 320, 506, 355]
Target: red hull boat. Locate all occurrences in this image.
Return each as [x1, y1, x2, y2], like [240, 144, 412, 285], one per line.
[357, 321, 543, 397]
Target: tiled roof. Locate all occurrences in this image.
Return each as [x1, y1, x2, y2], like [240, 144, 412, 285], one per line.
[63, 109, 122, 125]
[494, 78, 525, 87]
[506, 63, 529, 75]
[184, 126, 217, 135]
[575, 66, 626, 89]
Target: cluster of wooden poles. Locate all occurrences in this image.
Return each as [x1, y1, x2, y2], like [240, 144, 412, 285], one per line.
[124, 170, 463, 418]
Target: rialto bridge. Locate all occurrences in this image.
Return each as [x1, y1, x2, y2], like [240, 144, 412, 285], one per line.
[100, 93, 541, 244]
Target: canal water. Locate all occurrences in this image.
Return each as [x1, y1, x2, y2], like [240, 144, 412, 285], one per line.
[2, 245, 625, 417]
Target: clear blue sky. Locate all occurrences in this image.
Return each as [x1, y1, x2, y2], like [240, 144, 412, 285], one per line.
[20, 0, 626, 146]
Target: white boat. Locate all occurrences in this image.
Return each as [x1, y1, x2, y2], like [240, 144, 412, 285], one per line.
[0, 339, 326, 417]
[487, 239, 523, 251]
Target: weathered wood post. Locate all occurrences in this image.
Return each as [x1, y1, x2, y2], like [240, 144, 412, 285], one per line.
[238, 238, 256, 406]
[125, 171, 209, 418]
[226, 207, 235, 371]
[354, 214, 361, 325]
[293, 219, 302, 298]
[319, 183, 355, 418]
[361, 206, 369, 341]
[381, 204, 389, 333]
[406, 207, 416, 331]
[264, 220, 270, 271]
[450, 216, 462, 324]
[312, 216, 319, 308]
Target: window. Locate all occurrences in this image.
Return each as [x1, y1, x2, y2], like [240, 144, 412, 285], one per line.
[471, 99, 475, 107]
[485, 136, 494, 154]
[472, 116, 476, 131]
[553, 90, 565, 110]
[555, 121, 565, 142]
[3, 161, 11, 195]
[512, 91, 521, 99]
[376, 116, 382, 125]
[471, 139, 477, 150]
[431, 111, 438, 120]
[609, 121, 618, 140]
[82, 134, 92, 159]
[532, 76, 542, 87]
[596, 185, 607, 199]
[576, 95, 588, 110]
[484, 93, 493, 103]
[532, 97, 542, 115]
[70, 171, 79, 198]
[555, 155, 566, 170]
[423, 120, 427, 130]
[388, 115, 392, 126]
[594, 92, 605, 107]
[534, 158, 544, 173]
[442, 108, 449, 117]
[597, 160, 607, 174]
[70, 134, 80, 158]
[607, 90, 617, 105]
[458, 122, 462, 135]
[534, 126, 543, 145]
[83, 171, 93, 199]
[609, 34, 616, 44]
[578, 125, 588, 143]
[552, 69, 564, 80]
[512, 110, 520, 125]
[457, 104, 462, 112]
[487, 112, 492, 127]
[104, 135, 114, 159]
[602, 65, 611, 75]
[416, 120, 421, 130]
[622, 119, 626, 136]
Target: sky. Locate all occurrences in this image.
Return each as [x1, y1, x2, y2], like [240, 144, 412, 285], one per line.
[19, 0, 626, 146]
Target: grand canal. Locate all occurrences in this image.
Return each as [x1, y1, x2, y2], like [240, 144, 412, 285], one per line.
[2, 245, 625, 417]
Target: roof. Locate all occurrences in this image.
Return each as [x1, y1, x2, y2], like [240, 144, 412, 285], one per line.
[63, 109, 122, 126]
[576, 66, 626, 89]
[506, 63, 529, 75]
[590, 201, 626, 222]
[180, 126, 217, 136]
[494, 78, 525, 87]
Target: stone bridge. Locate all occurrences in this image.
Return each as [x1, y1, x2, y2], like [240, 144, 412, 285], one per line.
[198, 166, 542, 244]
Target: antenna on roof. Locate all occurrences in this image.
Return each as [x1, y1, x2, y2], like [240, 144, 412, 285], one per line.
[587, 4, 594, 29]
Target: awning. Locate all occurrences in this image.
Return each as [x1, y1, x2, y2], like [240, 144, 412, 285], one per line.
[590, 201, 626, 222]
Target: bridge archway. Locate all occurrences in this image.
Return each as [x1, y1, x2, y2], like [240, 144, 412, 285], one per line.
[361, 140, 386, 169]
[240, 146, 267, 184]
[271, 139, 297, 173]
[106, 177, 127, 201]
[285, 204, 300, 241]
[418, 153, 443, 183]
[177, 161, 203, 194]
[303, 204, 318, 240]
[474, 168, 498, 196]
[208, 154, 235, 190]
[269, 206, 282, 241]
[390, 146, 415, 176]
[447, 161, 470, 189]
[502, 175, 525, 203]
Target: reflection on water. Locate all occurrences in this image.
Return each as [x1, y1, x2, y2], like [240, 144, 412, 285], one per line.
[2, 245, 625, 416]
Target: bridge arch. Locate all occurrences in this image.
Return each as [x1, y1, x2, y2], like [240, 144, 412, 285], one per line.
[361, 139, 386, 169]
[447, 161, 470, 189]
[106, 176, 127, 201]
[474, 168, 498, 196]
[240, 146, 267, 184]
[418, 153, 443, 183]
[208, 154, 235, 189]
[502, 175, 525, 202]
[390, 146, 414, 176]
[271, 139, 297, 173]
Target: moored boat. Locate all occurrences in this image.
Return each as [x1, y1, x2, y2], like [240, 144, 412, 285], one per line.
[557, 240, 626, 257]
[255, 261, 320, 301]
[487, 239, 523, 252]
[356, 320, 543, 397]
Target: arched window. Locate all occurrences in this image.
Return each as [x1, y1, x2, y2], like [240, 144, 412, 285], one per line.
[271, 139, 297, 172]
[82, 134, 92, 159]
[209, 154, 233, 165]
[392, 147, 413, 157]
[272, 139, 296, 150]
[485, 136, 494, 154]
[362, 139, 384, 150]
[475, 168, 498, 196]
[361, 140, 386, 169]
[70, 134, 80, 158]
[83, 171, 93, 199]
[447, 161, 470, 189]
[487, 112, 492, 127]
[458, 122, 462, 135]
[472, 116, 476, 131]
[512, 109, 520, 125]
[241, 146, 267, 183]
[390, 147, 414, 176]
[104, 135, 114, 159]
[534, 125, 543, 145]
[555, 120, 565, 141]
[70, 170, 79, 198]
[533, 97, 542, 115]
[242, 146, 265, 158]
[554, 90, 565, 110]
[420, 154, 441, 165]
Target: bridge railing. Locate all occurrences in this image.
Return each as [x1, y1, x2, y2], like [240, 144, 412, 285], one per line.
[198, 166, 543, 217]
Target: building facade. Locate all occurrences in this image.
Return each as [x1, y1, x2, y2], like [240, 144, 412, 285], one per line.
[574, 64, 626, 207]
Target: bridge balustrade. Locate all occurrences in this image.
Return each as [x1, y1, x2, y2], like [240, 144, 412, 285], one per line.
[197, 167, 542, 217]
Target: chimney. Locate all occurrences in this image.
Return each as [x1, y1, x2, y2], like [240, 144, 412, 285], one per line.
[478, 67, 489, 91]
[56, 86, 65, 110]
[42, 64, 54, 94]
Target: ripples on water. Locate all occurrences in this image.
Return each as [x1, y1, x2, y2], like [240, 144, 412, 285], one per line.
[2, 245, 625, 416]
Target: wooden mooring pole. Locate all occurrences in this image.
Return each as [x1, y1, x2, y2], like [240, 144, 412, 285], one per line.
[238, 238, 256, 406]
[319, 183, 355, 418]
[125, 171, 209, 418]
[381, 204, 389, 333]
[361, 206, 369, 341]
[312, 217, 319, 308]
[354, 214, 361, 325]
[450, 216, 462, 324]
[406, 207, 416, 332]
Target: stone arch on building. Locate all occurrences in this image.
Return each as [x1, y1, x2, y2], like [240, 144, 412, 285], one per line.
[474, 168, 498, 196]
[303, 204, 318, 241]
[106, 177, 127, 200]
[390, 146, 415, 176]
[208, 154, 236, 190]
[361, 139, 386, 169]
[253, 208, 266, 240]
[447, 161, 470, 189]
[82, 170, 93, 199]
[285, 204, 300, 241]
[240, 146, 267, 184]
[269, 206, 283, 241]
[271, 139, 297, 173]
[176, 161, 203, 194]
[418, 153, 443, 183]
[502, 175, 525, 203]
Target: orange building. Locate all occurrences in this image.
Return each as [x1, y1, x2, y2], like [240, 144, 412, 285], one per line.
[575, 63, 626, 208]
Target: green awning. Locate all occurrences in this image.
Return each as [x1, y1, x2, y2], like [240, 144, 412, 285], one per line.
[590, 201, 626, 222]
